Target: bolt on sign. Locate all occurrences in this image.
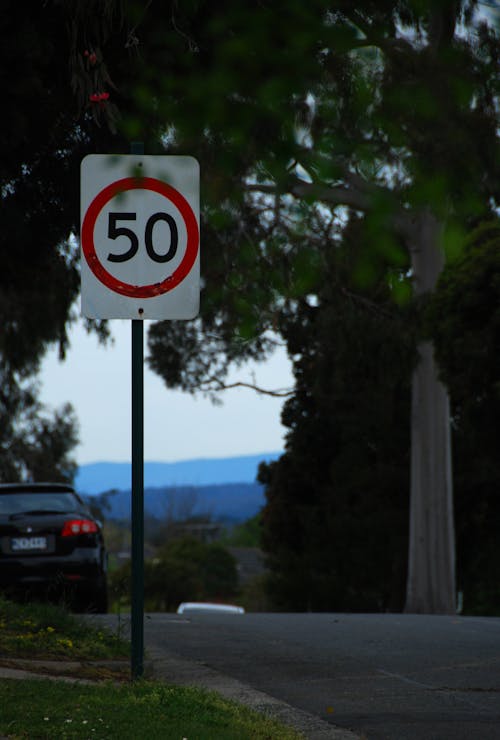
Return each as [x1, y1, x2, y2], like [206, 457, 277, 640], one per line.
[80, 155, 200, 319]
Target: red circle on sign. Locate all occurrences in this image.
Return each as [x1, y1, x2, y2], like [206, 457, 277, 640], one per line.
[81, 177, 199, 298]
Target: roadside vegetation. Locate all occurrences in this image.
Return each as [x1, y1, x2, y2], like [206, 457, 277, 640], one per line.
[0, 679, 301, 740]
[0, 596, 301, 740]
[105, 515, 271, 613]
[0, 596, 128, 661]
[109, 536, 239, 613]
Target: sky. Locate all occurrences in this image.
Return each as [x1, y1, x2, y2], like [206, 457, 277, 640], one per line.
[39, 318, 293, 466]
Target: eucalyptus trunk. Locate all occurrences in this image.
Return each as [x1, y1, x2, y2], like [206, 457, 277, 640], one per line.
[405, 210, 456, 613]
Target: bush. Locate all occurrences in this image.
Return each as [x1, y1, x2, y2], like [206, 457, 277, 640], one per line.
[109, 537, 238, 611]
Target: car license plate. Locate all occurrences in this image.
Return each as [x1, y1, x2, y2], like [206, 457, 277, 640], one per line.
[11, 536, 47, 552]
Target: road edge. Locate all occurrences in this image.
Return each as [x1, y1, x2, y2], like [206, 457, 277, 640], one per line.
[147, 647, 363, 740]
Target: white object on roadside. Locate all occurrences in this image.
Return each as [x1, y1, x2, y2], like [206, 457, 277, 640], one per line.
[177, 602, 245, 615]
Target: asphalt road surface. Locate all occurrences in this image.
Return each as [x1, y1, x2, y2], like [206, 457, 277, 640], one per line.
[95, 611, 500, 740]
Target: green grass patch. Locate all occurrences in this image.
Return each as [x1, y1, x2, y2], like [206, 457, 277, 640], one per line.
[0, 596, 129, 660]
[0, 597, 302, 738]
[0, 679, 302, 739]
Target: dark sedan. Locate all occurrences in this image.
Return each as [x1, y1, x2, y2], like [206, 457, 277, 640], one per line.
[0, 482, 108, 612]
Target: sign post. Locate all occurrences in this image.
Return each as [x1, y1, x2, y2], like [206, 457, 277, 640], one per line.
[130, 315, 144, 678]
[130, 141, 145, 681]
[81, 150, 200, 679]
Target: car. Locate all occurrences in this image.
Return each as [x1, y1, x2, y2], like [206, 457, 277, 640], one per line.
[0, 482, 108, 613]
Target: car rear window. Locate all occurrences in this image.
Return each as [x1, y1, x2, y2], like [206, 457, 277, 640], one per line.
[0, 492, 84, 517]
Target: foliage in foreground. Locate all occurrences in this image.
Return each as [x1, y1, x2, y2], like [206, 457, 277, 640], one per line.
[0, 596, 128, 660]
[0, 679, 302, 740]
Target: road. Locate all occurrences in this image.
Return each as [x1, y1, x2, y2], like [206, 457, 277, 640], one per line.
[95, 611, 500, 740]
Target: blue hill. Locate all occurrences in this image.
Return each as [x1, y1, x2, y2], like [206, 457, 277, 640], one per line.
[90, 482, 266, 524]
[75, 452, 282, 495]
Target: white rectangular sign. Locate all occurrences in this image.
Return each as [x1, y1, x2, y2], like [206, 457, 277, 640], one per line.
[81, 155, 200, 319]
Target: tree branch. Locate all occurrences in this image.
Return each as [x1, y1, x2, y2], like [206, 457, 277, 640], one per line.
[199, 379, 294, 397]
[348, 9, 417, 56]
[339, 287, 400, 319]
[246, 178, 371, 212]
[246, 172, 413, 240]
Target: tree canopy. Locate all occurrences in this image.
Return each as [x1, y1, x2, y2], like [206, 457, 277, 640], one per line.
[1, 1, 500, 611]
[118, 0, 500, 612]
[4, 1, 499, 386]
[94, 0, 500, 390]
[0, 1, 129, 480]
[258, 221, 415, 611]
[428, 221, 500, 414]
[427, 221, 500, 613]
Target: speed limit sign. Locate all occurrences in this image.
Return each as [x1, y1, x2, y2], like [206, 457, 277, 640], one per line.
[80, 155, 199, 319]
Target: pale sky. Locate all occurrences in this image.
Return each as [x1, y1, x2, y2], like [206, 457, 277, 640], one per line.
[39, 319, 292, 466]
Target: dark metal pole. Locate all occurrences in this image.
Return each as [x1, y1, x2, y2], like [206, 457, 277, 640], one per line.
[130, 141, 144, 679]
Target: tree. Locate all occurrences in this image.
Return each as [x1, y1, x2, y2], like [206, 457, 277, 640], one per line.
[258, 223, 415, 611]
[427, 221, 500, 418]
[221, 515, 263, 548]
[0, 371, 79, 484]
[0, 2, 124, 370]
[110, 1, 500, 612]
[110, 536, 238, 611]
[0, 1, 129, 479]
[13, 403, 79, 483]
[426, 221, 500, 613]
[3, 2, 499, 611]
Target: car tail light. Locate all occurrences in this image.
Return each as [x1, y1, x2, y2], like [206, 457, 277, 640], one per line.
[61, 519, 99, 537]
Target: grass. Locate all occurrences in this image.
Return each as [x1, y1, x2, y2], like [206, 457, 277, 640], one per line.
[0, 596, 129, 660]
[0, 680, 302, 739]
[0, 597, 303, 739]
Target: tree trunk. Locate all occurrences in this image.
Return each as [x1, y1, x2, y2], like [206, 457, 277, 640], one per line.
[404, 211, 456, 614]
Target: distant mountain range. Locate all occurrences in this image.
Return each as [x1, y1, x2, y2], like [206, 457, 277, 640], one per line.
[75, 452, 282, 496]
[90, 482, 266, 524]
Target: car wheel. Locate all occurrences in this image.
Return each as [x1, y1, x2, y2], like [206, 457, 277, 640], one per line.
[72, 579, 108, 614]
[91, 582, 109, 614]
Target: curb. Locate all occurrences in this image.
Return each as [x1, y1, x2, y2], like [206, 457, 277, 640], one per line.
[0, 664, 95, 685]
[148, 647, 362, 740]
[0, 659, 129, 684]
